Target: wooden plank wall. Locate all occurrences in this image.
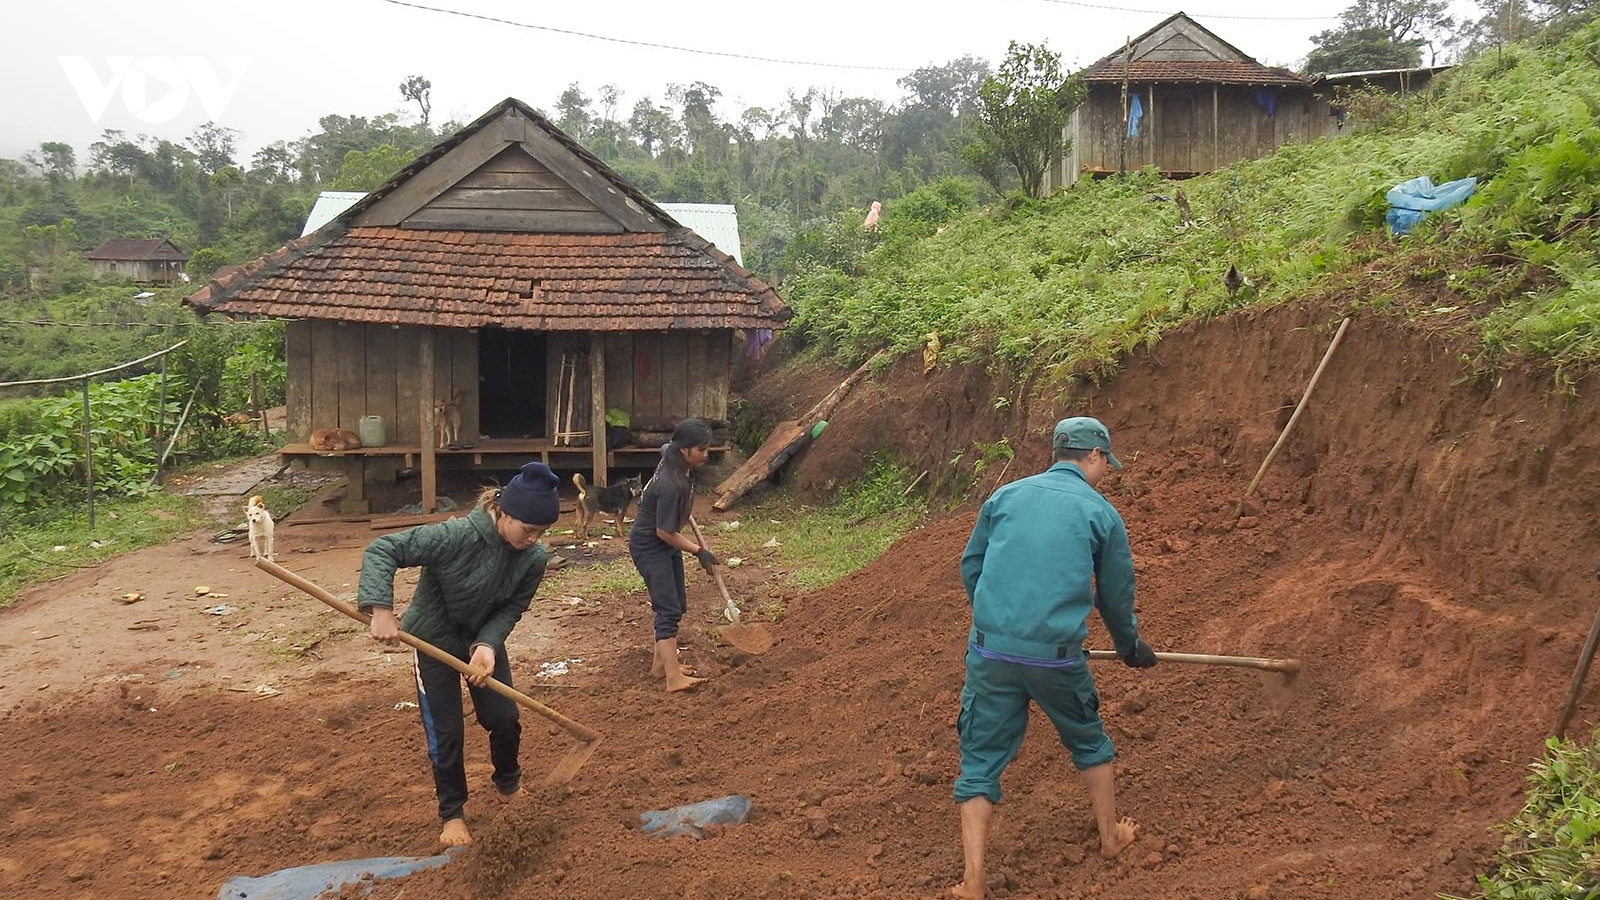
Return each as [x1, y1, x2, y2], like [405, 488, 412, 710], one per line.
[285, 325, 736, 444]
[285, 321, 312, 439]
[600, 330, 732, 427]
[285, 323, 478, 444]
[604, 332, 634, 420]
[403, 147, 623, 234]
[393, 327, 421, 444]
[1070, 85, 1325, 179]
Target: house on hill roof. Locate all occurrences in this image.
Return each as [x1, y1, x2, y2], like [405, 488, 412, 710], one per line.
[186, 97, 790, 515]
[1049, 12, 1321, 189]
[82, 238, 189, 284]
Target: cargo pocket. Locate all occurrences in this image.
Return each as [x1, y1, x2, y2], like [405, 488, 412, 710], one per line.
[956, 688, 974, 737]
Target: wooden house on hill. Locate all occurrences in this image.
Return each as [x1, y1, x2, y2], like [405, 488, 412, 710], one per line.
[83, 238, 189, 284]
[1049, 12, 1319, 189]
[185, 97, 790, 514]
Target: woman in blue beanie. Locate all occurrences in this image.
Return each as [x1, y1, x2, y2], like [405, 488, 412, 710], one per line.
[629, 419, 717, 692]
[356, 460, 560, 846]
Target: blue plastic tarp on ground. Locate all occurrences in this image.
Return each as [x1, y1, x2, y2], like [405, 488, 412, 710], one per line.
[639, 795, 751, 839]
[216, 851, 459, 900]
[1385, 175, 1478, 235]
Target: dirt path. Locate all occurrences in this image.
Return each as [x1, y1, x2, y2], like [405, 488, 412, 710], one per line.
[3, 306, 1599, 900]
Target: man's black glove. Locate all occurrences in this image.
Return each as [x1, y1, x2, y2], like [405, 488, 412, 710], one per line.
[1121, 638, 1158, 668]
[695, 547, 719, 572]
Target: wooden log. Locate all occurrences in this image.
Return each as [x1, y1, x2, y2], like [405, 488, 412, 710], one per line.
[711, 420, 811, 511]
[711, 351, 884, 510]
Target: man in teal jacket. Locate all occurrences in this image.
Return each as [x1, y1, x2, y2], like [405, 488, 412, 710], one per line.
[359, 460, 559, 847]
[950, 417, 1157, 900]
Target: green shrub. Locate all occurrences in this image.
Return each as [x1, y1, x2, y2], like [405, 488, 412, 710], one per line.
[1455, 731, 1600, 900]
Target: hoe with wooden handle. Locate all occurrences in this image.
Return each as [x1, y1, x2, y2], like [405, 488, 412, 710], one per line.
[687, 516, 773, 655]
[1086, 649, 1302, 686]
[255, 558, 603, 785]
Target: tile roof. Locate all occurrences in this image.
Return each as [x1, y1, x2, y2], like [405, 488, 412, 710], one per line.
[185, 227, 790, 331]
[1083, 59, 1308, 85]
[83, 238, 188, 261]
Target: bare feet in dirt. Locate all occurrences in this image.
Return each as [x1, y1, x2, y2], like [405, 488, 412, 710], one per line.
[1099, 817, 1139, 858]
[650, 661, 697, 678]
[496, 785, 526, 803]
[664, 671, 707, 693]
[439, 818, 472, 846]
[949, 881, 985, 899]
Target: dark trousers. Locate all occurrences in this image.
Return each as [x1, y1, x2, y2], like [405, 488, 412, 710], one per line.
[414, 647, 521, 822]
[631, 545, 686, 641]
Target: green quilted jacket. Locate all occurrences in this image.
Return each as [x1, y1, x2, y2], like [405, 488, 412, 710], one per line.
[356, 507, 548, 657]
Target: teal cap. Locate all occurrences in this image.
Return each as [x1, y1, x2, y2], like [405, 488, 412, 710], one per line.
[1052, 416, 1122, 469]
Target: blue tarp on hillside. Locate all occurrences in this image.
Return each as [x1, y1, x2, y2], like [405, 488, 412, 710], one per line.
[1386, 175, 1478, 235]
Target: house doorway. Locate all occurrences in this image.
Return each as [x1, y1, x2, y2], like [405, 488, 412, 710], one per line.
[478, 329, 548, 438]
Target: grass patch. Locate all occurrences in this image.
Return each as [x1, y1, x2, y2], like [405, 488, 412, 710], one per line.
[0, 490, 203, 607]
[255, 484, 312, 519]
[541, 557, 646, 596]
[1447, 729, 1600, 900]
[701, 458, 929, 594]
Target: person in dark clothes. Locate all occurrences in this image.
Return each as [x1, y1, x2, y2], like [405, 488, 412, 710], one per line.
[357, 461, 560, 847]
[629, 419, 718, 692]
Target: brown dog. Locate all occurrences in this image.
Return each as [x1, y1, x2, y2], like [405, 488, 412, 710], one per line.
[572, 473, 642, 538]
[309, 427, 362, 451]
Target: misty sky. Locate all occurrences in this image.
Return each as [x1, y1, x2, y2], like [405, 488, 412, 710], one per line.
[0, 0, 1468, 163]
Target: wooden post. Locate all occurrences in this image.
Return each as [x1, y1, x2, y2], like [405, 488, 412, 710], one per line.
[82, 378, 94, 529]
[1148, 83, 1157, 169]
[251, 370, 266, 434]
[154, 355, 168, 450]
[419, 331, 437, 515]
[1244, 317, 1352, 499]
[1212, 85, 1220, 170]
[1555, 571, 1600, 737]
[590, 334, 608, 486]
[1118, 36, 1130, 174]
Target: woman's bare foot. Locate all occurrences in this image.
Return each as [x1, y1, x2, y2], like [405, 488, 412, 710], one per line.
[649, 646, 694, 678]
[949, 881, 985, 899]
[1099, 817, 1139, 858]
[664, 670, 706, 692]
[439, 818, 472, 846]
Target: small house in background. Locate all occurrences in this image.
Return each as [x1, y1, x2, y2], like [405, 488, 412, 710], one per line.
[1312, 65, 1452, 131]
[186, 97, 788, 515]
[1050, 12, 1317, 189]
[82, 238, 189, 284]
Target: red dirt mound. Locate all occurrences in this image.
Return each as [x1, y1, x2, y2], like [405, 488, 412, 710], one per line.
[2, 304, 1598, 900]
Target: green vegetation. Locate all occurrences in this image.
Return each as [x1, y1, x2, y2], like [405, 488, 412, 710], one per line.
[786, 15, 1600, 388]
[1449, 730, 1600, 900]
[0, 492, 202, 607]
[705, 459, 929, 595]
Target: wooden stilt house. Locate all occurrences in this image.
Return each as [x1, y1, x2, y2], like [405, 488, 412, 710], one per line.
[1048, 12, 1317, 190]
[185, 98, 790, 514]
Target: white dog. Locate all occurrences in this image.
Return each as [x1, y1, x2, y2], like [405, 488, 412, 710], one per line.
[245, 495, 275, 562]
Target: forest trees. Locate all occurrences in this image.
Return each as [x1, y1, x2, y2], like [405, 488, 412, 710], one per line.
[1303, 0, 1455, 73]
[0, 54, 1020, 293]
[960, 42, 1083, 198]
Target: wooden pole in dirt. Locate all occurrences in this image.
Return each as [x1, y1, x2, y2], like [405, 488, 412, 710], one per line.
[419, 333, 436, 515]
[81, 378, 94, 530]
[1244, 316, 1352, 499]
[1554, 568, 1600, 737]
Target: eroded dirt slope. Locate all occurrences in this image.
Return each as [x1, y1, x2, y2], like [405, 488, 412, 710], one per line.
[3, 304, 1598, 900]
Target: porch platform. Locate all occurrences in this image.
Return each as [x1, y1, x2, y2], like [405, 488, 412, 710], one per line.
[279, 440, 727, 470]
